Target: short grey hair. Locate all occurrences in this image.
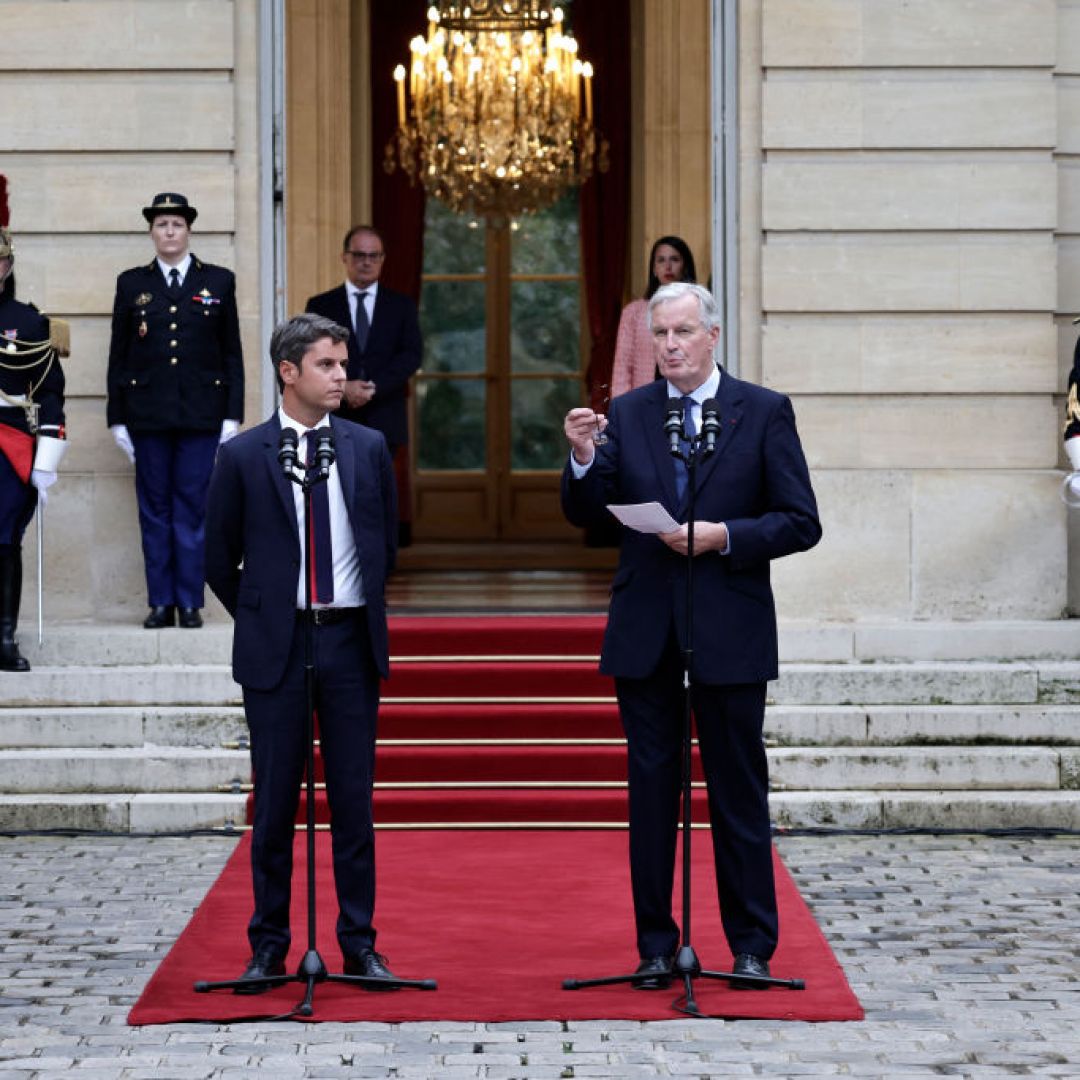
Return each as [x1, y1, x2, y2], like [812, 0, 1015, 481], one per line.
[647, 282, 722, 333]
[270, 313, 350, 379]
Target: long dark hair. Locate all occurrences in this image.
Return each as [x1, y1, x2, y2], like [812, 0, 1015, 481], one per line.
[644, 235, 697, 299]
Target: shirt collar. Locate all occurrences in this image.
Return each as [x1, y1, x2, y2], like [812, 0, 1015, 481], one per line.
[666, 364, 721, 403]
[278, 406, 330, 437]
[345, 280, 378, 302]
[157, 253, 192, 282]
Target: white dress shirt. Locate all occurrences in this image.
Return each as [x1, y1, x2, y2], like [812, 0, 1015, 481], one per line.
[345, 279, 377, 338]
[277, 408, 365, 609]
[157, 253, 192, 286]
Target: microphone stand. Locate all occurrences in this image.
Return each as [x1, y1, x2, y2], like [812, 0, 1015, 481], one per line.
[564, 412, 804, 1015]
[195, 435, 435, 1016]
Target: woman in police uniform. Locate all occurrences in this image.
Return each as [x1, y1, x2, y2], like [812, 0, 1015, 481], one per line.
[0, 227, 67, 671]
[106, 193, 244, 629]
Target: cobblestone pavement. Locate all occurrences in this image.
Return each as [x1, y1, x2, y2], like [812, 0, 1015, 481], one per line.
[0, 832, 1076, 1079]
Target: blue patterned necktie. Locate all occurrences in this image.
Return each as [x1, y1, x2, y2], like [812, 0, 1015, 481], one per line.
[305, 431, 334, 604]
[674, 395, 696, 503]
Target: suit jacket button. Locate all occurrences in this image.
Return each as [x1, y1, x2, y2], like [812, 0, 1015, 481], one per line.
[169, 323, 177, 331]
[170, 357, 178, 365]
[169, 305, 177, 314]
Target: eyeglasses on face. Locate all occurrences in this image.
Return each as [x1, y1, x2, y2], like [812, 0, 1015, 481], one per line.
[345, 250, 384, 261]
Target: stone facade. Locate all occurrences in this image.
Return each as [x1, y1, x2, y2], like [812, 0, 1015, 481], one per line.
[756, 0, 1077, 619]
[1, 0, 1078, 622]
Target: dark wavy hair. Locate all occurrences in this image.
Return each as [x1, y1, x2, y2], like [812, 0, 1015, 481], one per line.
[644, 235, 697, 299]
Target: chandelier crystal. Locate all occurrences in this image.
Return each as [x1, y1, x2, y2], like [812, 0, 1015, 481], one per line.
[386, 1, 605, 219]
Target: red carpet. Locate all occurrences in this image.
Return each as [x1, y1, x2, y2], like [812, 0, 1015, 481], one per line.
[128, 830, 863, 1024]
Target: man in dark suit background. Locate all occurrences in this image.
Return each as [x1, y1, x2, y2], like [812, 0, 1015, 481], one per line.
[205, 312, 399, 992]
[562, 282, 821, 990]
[106, 193, 244, 629]
[304, 226, 421, 512]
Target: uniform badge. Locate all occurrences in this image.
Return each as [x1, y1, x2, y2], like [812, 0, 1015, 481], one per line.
[193, 288, 221, 307]
[135, 292, 153, 306]
[138, 320, 148, 338]
[3, 330, 16, 353]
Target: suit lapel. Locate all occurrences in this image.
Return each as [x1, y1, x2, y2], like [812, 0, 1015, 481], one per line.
[642, 382, 681, 511]
[695, 369, 744, 491]
[262, 415, 300, 535]
[331, 417, 357, 517]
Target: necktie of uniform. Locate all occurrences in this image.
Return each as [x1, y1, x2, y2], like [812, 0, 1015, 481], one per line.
[354, 290, 370, 354]
[674, 395, 697, 503]
[304, 430, 335, 605]
[168, 267, 181, 295]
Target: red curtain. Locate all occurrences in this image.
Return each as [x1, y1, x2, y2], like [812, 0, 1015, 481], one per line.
[575, 1, 632, 410]
[369, 0, 427, 303]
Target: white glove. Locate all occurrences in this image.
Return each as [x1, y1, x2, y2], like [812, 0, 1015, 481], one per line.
[111, 424, 136, 464]
[30, 469, 57, 504]
[219, 419, 240, 445]
[1067, 436, 1080, 473]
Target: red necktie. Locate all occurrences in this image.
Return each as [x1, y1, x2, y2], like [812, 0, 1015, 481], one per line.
[305, 431, 334, 604]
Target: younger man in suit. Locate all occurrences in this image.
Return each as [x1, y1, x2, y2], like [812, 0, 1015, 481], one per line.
[205, 313, 398, 992]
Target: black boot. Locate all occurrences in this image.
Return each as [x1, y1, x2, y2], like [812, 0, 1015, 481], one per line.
[0, 547, 30, 672]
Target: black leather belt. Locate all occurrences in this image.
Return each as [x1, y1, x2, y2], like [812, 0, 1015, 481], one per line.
[299, 607, 363, 625]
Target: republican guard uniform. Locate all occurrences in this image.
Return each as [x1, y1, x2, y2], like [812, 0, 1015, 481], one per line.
[0, 227, 68, 671]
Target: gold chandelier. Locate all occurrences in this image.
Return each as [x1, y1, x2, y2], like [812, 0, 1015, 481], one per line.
[385, 1, 605, 219]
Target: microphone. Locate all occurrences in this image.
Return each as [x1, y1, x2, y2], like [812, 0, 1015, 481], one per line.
[664, 400, 684, 457]
[313, 429, 336, 479]
[278, 427, 299, 478]
[700, 398, 721, 455]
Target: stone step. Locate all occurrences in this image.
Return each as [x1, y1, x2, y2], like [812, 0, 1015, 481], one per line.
[0, 706, 247, 749]
[1, 789, 1077, 834]
[2, 702, 1076, 750]
[18, 619, 1080, 666]
[0, 748, 247, 794]
[2, 660, 1076, 708]
[2, 744, 1074, 795]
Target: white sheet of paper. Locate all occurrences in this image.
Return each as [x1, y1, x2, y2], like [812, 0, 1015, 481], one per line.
[606, 501, 680, 534]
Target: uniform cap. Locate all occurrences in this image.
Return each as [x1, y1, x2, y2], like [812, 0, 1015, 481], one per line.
[142, 192, 197, 226]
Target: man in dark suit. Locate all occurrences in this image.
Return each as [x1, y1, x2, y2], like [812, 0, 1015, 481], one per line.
[562, 282, 821, 989]
[304, 226, 421, 542]
[204, 312, 399, 992]
[304, 225, 421, 455]
[106, 193, 245, 629]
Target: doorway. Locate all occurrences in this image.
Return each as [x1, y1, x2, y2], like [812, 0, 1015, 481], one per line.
[411, 196, 586, 542]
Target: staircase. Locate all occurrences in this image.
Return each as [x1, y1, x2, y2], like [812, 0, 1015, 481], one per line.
[0, 617, 1078, 832]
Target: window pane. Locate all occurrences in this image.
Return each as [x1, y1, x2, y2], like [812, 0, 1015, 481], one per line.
[510, 191, 580, 275]
[511, 378, 579, 470]
[420, 281, 486, 374]
[416, 379, 486, 470]
[510, 280, 580, 374]
[422, 201, 486, 274]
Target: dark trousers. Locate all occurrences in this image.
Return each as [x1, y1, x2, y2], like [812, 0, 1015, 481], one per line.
[0, 451, 36, 546]
[614, 628, 777, 961]
[131, 430, 219, 609]
[242, 611, 380, 958]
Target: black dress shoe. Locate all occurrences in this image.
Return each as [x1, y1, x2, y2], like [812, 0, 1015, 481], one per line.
[233, 947, 287, 995]
[143, 605, 176, 629]
[632, 954, 673, 991]
[732, 952, 771, 989]
[342, 948, 399, 990]
[178, 607, 203, 629]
